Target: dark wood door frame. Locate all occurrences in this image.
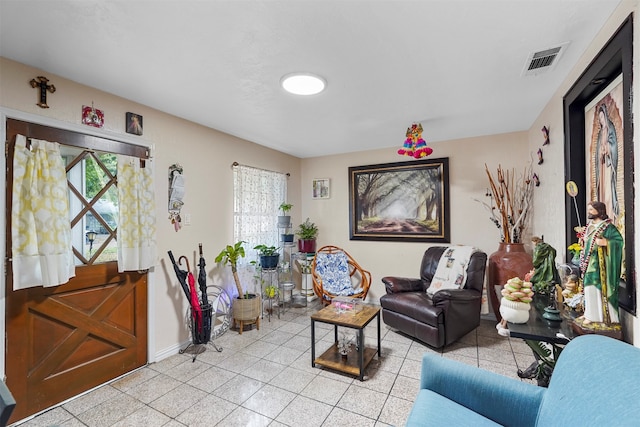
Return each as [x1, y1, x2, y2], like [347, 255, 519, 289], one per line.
[3, 114, 153, 423]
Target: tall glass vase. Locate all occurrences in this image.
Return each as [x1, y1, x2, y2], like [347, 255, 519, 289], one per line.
[488, 242, 533, 323]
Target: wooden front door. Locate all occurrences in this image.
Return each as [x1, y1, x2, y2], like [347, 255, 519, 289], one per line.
[5, 119, 149, 423]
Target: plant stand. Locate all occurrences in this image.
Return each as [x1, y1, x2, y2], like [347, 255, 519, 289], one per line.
[278, 225, 297, 311]
[261, 268, 280, 321]
[295, 253, 316, 303]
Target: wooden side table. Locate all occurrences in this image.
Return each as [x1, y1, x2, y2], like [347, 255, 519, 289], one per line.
[310, 304, 381, 381]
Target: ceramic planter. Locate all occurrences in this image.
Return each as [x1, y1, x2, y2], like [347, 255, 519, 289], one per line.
[259, 254, 280, 269]
[499, 297, 531, 324]
[281, 233, 294, 243]
[278, 215, 291, 227]
[233, 294, 261, 321]
[298, 239, 316, 253]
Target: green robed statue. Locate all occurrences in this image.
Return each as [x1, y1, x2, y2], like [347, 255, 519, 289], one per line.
[578, 201, 623, 326]
[530, 236, 560, 295]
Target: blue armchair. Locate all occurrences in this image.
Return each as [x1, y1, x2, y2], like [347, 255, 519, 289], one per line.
[407, 334, 640, 426]
[0, 380, 15, 427]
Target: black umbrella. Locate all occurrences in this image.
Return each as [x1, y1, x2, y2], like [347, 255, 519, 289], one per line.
[168, 250, 190, 301]
[195, 245, 213, 345]
[198, 243, 209, 306]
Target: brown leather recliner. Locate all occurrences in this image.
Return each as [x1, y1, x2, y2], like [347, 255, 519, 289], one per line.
[380, 246, 487, 349]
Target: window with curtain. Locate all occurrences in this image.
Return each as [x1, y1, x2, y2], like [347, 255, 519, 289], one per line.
[10, 128, 155, 290]
[233, 164, 287, 265]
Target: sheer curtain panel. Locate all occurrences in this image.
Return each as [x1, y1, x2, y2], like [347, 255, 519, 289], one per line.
[11, 135, 75, 289]
[233, 165, 287, 261]
[117, 155, 157, 272]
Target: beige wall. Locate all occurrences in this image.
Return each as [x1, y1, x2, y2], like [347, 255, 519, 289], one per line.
[528, 1, 640, 342]
[300, 131, 530, 303]
[0, 55, 531, 365]
[1, 0, 639, 363]
[0, 57, 302, 362]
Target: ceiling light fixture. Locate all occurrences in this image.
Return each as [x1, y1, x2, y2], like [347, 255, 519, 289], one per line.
[281, 73, 326, 95]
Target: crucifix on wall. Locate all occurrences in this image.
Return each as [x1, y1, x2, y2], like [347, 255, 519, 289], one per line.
[30, 76, 56, 108]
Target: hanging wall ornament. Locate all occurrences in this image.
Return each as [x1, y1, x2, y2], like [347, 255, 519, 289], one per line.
[397, 122, 433, 159]
[30, 76, 56, 108]
[82, 103, 104, 128]
[542, 125, 550, 145]
[537, 148, 544, 165]
[533, 173, 540, 187]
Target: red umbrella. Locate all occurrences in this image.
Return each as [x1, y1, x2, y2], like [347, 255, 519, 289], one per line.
[179, 256, 202, 339]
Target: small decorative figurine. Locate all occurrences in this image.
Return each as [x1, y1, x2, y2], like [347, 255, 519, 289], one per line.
[537, 148, 544, 165]
[398, 123, 433, 159]
[562, 274, 580, 299]
[542, 125, 550, 145]
[532, 173, 540, 187]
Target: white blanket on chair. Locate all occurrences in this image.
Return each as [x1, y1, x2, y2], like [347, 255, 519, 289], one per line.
[427, 246, 477, 296]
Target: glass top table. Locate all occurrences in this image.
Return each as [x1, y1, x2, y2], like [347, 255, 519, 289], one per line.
[507, 295, 579, 344]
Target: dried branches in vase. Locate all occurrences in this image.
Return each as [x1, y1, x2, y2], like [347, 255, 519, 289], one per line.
[479, 163, 534, 243]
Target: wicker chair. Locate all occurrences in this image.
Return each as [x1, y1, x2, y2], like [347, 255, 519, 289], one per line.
[311, 245, 372, 305]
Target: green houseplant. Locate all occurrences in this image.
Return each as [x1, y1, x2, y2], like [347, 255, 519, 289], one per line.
[264, 284, 278, 299]
[254, 244, 280, 269]
[215, 241, 247, 297]
[296, 218, 318, 253]
[278, 202, 293, 227]
[215, 241, 260, 333]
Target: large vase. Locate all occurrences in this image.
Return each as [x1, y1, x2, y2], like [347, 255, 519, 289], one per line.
[488, 242, 533, 323]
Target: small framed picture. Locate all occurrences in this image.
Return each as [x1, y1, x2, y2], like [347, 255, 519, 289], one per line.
[126, 112, 143, 135]
[312, 178, 330, 199]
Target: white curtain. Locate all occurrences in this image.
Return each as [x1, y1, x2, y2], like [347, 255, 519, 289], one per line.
[233, 165, 287, 263]
[117, 155, 157, 272]
[12, 135, 75, 289]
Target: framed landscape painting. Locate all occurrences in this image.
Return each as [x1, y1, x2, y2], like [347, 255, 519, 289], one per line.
[348, 157, 450, 242]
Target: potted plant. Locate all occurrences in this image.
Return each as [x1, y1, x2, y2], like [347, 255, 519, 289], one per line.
[254, 244, 280, 269]
[264, 284, 278, 298]
[296, 218, 318, 253]
[278, 202, 293, 227]
[281, 225, 295, 244]
[215, 241, 261, 333]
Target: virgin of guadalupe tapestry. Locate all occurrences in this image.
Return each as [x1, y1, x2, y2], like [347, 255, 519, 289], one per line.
[584, 75, 625, 233]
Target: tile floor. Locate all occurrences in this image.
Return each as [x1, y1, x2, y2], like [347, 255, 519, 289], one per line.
[14, 302, 536, 427]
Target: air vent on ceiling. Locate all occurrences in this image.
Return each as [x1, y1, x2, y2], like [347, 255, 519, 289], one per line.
[522, 42, 569, 77]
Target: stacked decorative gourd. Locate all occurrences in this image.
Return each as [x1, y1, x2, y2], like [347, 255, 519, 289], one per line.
[499, 277, 534, 324]
[501, 277, 534, 303]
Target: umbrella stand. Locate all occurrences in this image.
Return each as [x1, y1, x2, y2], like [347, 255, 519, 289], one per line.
[170, 248, 220, 361]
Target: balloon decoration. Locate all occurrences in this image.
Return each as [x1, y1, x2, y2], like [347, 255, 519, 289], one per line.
[398, 123, 433, 159]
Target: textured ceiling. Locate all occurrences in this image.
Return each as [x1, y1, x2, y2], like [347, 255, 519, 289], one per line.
[0, 0, 622, 158]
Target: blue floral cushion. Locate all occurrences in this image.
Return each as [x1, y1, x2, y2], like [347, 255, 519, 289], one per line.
[315, 252, 362, 296]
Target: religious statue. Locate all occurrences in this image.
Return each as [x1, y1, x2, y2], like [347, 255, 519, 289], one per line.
[529, 236, 560, 296]
[575, 201, 623, 335]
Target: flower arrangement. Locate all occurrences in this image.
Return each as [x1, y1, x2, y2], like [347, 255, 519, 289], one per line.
[479, 163, 534, 243]
[568, 243, 582, 257]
